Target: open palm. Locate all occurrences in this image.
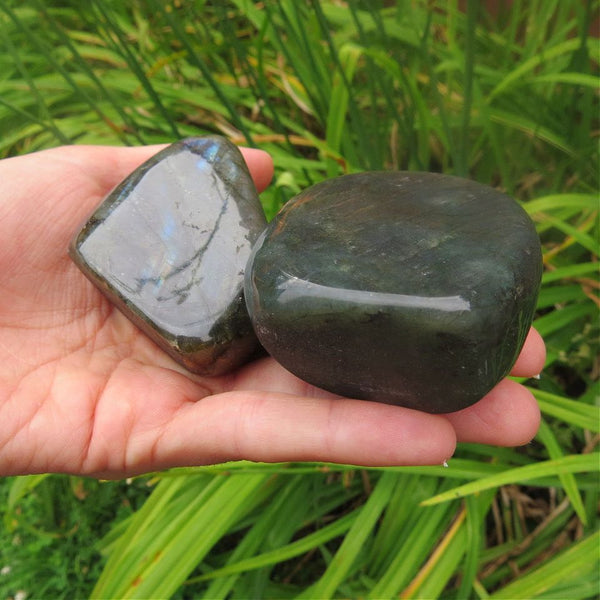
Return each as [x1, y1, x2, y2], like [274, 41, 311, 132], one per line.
[0, 144, 545, 478]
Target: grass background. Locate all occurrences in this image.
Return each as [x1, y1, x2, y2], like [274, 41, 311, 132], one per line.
[0, 0, 598, 598]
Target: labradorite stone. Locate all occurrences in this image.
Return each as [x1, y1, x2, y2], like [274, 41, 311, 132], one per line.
[245, 172, 542, 413]
[70, 136, 266, 375]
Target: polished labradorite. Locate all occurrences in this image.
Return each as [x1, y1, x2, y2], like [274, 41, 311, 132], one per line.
[245, 172, 542, 413]
[70, 136, 266, 375]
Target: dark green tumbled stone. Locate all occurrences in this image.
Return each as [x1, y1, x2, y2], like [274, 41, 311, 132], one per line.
[70, 136, 266, 375]
[245, 172, 542, 413]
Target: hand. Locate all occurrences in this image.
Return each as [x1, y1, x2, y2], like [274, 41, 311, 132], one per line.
[0, 145, 545, 478]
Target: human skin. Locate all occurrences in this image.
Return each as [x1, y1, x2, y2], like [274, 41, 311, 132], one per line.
[0, 144, 545, 478]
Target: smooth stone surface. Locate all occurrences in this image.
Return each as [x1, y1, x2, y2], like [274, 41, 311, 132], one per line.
[245, 171, 542, 413]
[71, 136, 267, 375]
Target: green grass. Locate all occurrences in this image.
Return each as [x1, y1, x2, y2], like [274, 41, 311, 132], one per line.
[0, 0, 598, 598]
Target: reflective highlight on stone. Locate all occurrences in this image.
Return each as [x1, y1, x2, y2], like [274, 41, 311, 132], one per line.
[245, 172, 542, 413]
[70, 136, 266, 375]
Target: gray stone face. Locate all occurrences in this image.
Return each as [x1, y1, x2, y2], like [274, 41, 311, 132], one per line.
[70, 136, 266, 375]
[245, 171, 542, 413]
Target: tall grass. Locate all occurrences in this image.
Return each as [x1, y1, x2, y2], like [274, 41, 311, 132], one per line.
[1, 1, 598, 598]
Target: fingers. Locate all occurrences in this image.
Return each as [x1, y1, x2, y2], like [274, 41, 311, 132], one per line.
[143, 358, 456, 471]
[443, 378, 541, 447]
[87, 358, 457, 476]
[81, 355, 540, 478]
[97, 327, 543, 475]
[239, 147, 275, 192]
[510, 328, 546, 377]
[228, 356, 542, 455]
[150, 391, 457, 473]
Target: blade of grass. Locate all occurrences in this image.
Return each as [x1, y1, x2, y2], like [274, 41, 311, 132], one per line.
[488, 108, 576, 156]
[148, 0, 252, 143]
[324, 42, 362, 177]
[311, 0, 369, 170]
[366, 473, 423, 575]
[489, 530, 600, 599]
[536, 419, 588, 524]
[367, 484, 458, 598]
[541, 262, 599, 284]
[533, 302, 594, 338]
[303, 471, 398, 599]
[536, 284, 588, 309]
[455, 492, 494, 599]
[456, 0, 477, 177]
[235, 474, 322, 598]
[198, 475, 317, 598]
[488, 38, 594, 101]
[421, 454, 599, 506]
[0, 6, 70, 144]
[90, 1, 180, 140]
[187, 511, 358, 584]
[419, 9, 458, 171]
[119, 473, 268, 599]
[3, 475, 51, 532]
[92, 475, 208, 597]
[278, 1, 332, 121]
[532, 72, 600, 88]
[538, 212, 599, 255]
[523, 193, 599, 214]
[164, 456, 599, 491]
[348, 1, 412, 169]
[532, 388, 600, 432]
[34, 0, 143, 144]
[401, 504, 468, 599]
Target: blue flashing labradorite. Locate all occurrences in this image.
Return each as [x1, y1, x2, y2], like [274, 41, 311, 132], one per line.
[245, 171, 542, 413]
[70, 136, 267, 375]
